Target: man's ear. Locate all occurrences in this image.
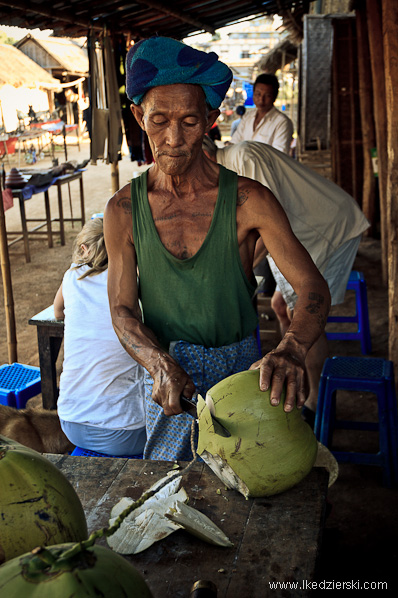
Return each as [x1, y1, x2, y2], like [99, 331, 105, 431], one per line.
[130, 104, 146, 130]
[205, 108, 220, 133]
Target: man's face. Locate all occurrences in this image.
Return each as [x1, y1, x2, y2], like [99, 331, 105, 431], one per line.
[132, 84, 219, 175]
[253, 83, 276, 114]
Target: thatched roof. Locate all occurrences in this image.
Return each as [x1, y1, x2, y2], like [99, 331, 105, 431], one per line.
[0, 44, 60, 89]
[16, 35, 88, 75]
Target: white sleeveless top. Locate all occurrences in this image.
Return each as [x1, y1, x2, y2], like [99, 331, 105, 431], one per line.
[57, 265, 146, 430]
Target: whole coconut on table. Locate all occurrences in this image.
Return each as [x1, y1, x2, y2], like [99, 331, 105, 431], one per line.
[0, 435, 88, 564]
[0, 542, 153, 598]
[0, 435, 153, 596]
[196, 369, 318, 498]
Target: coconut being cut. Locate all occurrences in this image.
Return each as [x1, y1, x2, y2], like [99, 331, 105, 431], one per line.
[196, 369, 319, 498]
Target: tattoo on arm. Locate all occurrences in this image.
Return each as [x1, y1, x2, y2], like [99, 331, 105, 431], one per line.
[305, 293, 326, 329]
[237, 188, 249, 206]
[121, 332, 142, 354]
[116, 195, 132, 214]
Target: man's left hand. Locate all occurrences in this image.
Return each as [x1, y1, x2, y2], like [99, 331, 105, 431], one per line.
[250, 348, 308, 412]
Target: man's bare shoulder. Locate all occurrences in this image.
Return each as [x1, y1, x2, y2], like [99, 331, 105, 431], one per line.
[236, 175, 273, 207]
[106, 183, 132, 216]
[104, 183, 135, 247]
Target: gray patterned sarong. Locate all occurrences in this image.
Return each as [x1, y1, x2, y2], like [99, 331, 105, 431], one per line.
[143, 335, 258, 462]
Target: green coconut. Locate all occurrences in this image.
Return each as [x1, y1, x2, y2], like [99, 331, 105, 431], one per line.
[0, 435, 88, 564]
[196, 369, 318, 498]
[0, 542, 153, 598]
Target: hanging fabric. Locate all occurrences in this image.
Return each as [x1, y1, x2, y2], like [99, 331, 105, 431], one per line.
[88, 33, 109, 164]
[114, 34, 152, 165]
[103, 34, 122, 164]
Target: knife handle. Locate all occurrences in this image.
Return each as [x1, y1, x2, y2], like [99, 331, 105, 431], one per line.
[179, 395, 197, 418]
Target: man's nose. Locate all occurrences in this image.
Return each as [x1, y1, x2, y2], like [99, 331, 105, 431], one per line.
[166, 122, 183, 146]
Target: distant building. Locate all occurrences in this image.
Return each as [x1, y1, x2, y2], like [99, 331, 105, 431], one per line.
[15, 35, 89, 125]
[15, 34, 88, 79]
[0, 44, 60, 132]
[187, 17, 288, 111]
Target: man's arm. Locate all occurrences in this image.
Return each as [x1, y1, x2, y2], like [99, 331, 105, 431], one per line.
[230, 113, 247, 144]
[253, 237, 267, 269]
[238, 178, 331, 412]
[270, 117, 293, 155]
[104, 186, 195, 415]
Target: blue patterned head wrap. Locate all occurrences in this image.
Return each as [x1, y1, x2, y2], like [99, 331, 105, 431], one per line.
[126, 37, 232, 109]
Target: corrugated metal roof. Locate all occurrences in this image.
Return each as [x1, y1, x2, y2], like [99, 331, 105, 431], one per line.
[0, 1, 314, 40]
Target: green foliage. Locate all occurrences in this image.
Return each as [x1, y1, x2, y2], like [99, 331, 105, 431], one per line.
[0, 30, 16, 45]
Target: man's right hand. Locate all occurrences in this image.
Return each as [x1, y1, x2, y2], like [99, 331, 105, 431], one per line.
[151, 361, 196, 416]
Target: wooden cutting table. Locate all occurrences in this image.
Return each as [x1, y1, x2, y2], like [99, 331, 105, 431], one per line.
[46, 454, 329, 598]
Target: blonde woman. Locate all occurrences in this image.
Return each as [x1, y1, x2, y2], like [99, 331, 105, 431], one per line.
[54, 218, 146, 456]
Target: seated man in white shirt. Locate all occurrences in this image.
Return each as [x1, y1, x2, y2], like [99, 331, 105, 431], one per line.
[230, 73, 293, 155]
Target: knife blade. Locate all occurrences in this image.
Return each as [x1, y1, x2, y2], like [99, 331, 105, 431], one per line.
[180, 395, 231, 438]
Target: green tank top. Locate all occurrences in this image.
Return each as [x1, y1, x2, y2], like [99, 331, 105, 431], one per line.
[131, 165, 258, 349]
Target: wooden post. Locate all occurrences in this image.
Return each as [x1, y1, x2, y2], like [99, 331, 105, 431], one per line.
[366, 0, 388, 284]
[355, 4, 376, 235]
[110, 161, 120, 195]
[77, 80, 84, 139]
[382, 0, 398, 377]
[347, 22, 357, 202]
[0, 179, 17, 364]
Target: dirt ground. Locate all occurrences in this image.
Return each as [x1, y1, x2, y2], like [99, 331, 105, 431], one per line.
[1, 139, 397, 593]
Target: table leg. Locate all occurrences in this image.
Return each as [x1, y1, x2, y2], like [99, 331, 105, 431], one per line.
[57, 184, 65, 246]
[44, 190, 53, 248]
[79, 174, 85, 226]
[17, 194, 31, 263]
[36, 329, 63, 410]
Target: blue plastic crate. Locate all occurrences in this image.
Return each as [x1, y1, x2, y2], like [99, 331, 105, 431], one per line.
[0, 363, 41, 409]
[71, 446, 143, 459]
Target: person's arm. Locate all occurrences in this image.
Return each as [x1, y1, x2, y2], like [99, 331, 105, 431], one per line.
[104, 185, 196, 416]
[230, 114, 247, 144]
[253, 237, 268, 269]
[270, 117, 293, 155]
[54, 283, 65, 320]
[239, 178, 331, 412]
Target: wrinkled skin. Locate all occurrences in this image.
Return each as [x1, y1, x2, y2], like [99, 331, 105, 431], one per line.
[104, 83, 330, 415]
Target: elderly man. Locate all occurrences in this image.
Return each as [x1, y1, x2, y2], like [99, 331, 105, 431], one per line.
[204, 139, 369, 423]
[104, 37, 330, 461]
[230, 73, 293, 154]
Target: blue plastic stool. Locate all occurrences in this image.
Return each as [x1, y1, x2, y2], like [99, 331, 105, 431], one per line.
[71, 446, 143, 459]
[0, 363, 41, 409]
[326, 271, 372, 354]
[314, 356, 398, 487]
